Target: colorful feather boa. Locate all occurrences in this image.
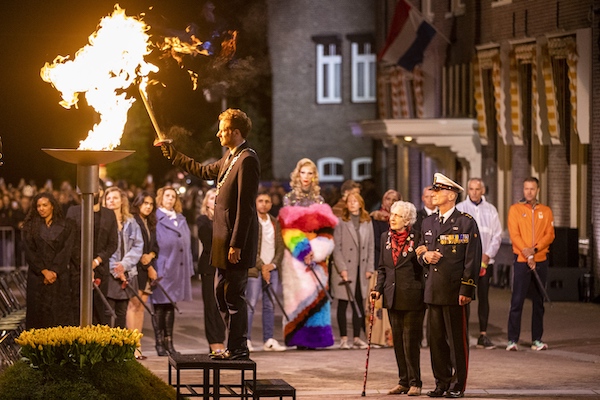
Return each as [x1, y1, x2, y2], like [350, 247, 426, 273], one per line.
[278, 203, 337, 348]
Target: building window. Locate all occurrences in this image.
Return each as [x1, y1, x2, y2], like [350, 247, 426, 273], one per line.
[422, 0, 435, 21]
[545, 35, 578, 151]
[442, 63, 473, 118]
[519, 62, 533, 162]
[351, 157, 372, 181]
[551, 58, 571, 149]
[347, 34, 376, 103]
[445, 0, 466, 18]
[312, 35, 342, 104]
[491, 0, 512, 8]
[317, 157, 344, 183]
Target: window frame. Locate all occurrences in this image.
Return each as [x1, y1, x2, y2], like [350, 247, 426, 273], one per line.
[317, 157, 344, 183]
[313, 35, 342, 105]
[347, 34, 376, 104]
[351, 157, 372, 181]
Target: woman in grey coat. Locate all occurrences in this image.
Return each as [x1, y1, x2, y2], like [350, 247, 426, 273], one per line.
[332, 192, 374, 350]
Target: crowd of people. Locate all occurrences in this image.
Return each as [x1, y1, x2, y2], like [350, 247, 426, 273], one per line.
[2, 108, 556, 398]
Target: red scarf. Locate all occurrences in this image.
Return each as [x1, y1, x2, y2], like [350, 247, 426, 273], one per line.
[390, 228, 410, 265]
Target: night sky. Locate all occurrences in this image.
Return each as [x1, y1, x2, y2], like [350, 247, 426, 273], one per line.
[0, 0, 230, 186]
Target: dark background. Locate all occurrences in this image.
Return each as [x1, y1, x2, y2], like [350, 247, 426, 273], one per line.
[0, 0, 271, 187]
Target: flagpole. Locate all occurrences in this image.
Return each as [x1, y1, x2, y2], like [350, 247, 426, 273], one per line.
[403, 0, 452, 44]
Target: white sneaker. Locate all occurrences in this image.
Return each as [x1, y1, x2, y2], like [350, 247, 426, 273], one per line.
[506, 341, 519, 351]
[353, 338, 368, 349]
[339, 338, 351, 350]
[263, 338, 286, 352]
[531, 340, 548, 351]
[246, 340, 255, 352]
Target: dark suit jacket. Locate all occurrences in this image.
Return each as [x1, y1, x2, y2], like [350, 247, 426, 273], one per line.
[418, 208, 482, 305]
[375, 230, 424, 311]
[67, 205, 118, 283]
[172, 141, 260, 269]
[133, 214, 159, 284]
[413, 207, 435, 237]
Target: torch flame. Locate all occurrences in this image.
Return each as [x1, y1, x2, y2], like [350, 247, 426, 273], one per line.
[40, 5, 158, 150]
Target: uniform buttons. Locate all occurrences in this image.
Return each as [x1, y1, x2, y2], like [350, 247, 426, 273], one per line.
[434, 268, 438, 272]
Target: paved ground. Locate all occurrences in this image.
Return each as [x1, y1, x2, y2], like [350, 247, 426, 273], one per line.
[137, 276, 600, 399]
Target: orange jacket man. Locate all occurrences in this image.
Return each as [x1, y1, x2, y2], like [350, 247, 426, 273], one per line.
[506, 177, 555, 352]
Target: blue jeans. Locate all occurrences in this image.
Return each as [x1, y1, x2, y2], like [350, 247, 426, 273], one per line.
[246, 269, 279, 343]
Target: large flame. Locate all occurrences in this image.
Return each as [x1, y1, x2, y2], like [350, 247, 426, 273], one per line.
[40, 5, 157, 150]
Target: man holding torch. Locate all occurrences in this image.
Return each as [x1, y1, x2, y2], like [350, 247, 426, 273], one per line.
[161, 108, 260, 360]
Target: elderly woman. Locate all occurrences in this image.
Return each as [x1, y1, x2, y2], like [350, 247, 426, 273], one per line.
[368, 189, 401, 347]
[371, 201, 425, 397]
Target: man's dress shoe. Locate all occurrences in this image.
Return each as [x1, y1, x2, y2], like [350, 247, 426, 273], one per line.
[427, 388, 446, 397]
[210, 348, 250, 360]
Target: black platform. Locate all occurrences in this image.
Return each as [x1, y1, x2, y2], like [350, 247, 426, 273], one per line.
[168, 353, 256, 399]
[244, 379, 296, 400]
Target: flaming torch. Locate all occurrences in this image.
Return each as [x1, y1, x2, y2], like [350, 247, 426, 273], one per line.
[40, 5, 157, 326]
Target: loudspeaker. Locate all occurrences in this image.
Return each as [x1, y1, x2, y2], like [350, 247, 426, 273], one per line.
[549, 227, 578, 268]
[546, 267, 585, 302]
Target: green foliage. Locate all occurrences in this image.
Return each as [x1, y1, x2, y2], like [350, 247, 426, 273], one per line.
[0, 360, 176, 400]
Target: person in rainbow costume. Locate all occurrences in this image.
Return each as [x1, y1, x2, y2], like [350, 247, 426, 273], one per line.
[278, 158, 338, 349]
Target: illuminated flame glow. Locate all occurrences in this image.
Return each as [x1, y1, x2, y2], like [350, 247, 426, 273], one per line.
[40, 5, 158, 150]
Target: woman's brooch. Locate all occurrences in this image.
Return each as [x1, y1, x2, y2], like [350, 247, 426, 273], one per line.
[404, 235, 415, 257]
[385, 232, 392, 250]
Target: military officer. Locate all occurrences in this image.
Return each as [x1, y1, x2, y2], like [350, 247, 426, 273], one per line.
[418, 173, 482, 398]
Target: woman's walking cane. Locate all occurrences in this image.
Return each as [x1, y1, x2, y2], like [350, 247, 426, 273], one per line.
[361, 295, 376, 396]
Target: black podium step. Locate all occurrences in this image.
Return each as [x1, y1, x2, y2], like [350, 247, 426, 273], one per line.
[245, 379, 296, 399]
[168, 353, 256, 399]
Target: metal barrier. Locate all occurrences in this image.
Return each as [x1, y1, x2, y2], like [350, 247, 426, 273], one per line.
[0, 227, 15, 271]
[0, 271, 27, 371]
[0, 226, 26, 272]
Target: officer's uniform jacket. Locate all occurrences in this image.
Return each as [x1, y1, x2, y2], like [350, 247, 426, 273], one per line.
[418, 208, 482, 305]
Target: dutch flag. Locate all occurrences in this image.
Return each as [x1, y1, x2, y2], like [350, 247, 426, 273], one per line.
[379, 0, 437, 71]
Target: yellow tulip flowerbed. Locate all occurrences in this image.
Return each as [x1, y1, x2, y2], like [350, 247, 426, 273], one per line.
[16, 325, 142, 369]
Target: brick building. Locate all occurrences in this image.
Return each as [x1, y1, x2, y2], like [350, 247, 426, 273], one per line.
[268, 0, 376, 185]
[356, 0, 598, 297]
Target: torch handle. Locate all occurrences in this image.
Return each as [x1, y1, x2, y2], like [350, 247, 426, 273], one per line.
[138, 86, 172, 146]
